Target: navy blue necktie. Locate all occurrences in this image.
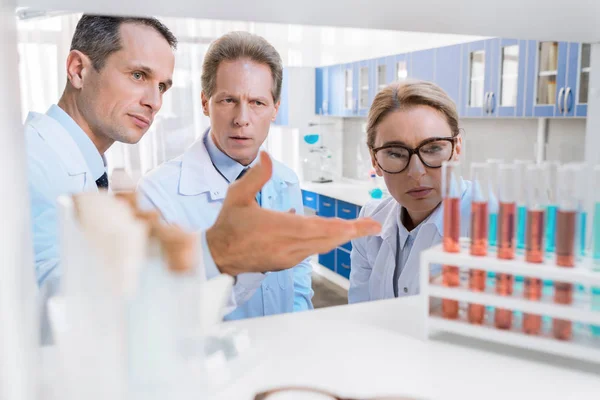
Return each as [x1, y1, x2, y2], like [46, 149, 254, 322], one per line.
[236, 168, 249, 181]
[96, 172, 109, 189]
[236, 168, 260, 204]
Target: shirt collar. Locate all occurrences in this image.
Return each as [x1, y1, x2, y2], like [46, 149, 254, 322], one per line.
[204, 129, 258, 183]
[46, 104, 106, 180]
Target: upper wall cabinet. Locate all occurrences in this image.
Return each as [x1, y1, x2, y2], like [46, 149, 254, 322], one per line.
[314, 37, 589, 119]
[435, 44, 462, 111]
[524, 41, 589, 118]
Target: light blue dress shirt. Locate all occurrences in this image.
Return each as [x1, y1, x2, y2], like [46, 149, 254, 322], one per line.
[27, 105, 106, 287]
[137, 130, 314, 320]
[25, 104, 108, 343]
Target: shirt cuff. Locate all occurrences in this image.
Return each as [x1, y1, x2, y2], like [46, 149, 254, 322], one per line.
[200, 230, 220, 279]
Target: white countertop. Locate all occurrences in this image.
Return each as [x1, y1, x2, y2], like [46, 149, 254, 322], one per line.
[213, 297, 600, 399]
[301, 179, 387, 207]
[40, 296, 600, 400]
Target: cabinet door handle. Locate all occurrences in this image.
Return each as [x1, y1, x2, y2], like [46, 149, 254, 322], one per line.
[557, 87, 565, 114]
[341, 263, 350, 269]
[323, 202, 332, 207]
[305, 196, 314, 201]
[489, 92, 496, 114]
[342, 208, 352, 213]
[564, 86, 572, 114]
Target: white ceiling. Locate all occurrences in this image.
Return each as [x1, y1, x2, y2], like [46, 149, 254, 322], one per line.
[16, 0, 600, 43]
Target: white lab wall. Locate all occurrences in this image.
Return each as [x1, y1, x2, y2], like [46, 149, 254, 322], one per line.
[339, 117, 587, 181]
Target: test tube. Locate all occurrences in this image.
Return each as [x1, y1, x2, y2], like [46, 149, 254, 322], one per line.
[591, 166, 600, 337]
[495, 164, 517, 330]
[486, 159, 503, 290]
[523, 164, 550, 335]
[543, 161, 560, 254]
[468, 163, 490, 324]
[486, 159, 503, 248]
[514, 160, 534, 252]
[553, 164, 585, 340]
[441, 161, 462, 319]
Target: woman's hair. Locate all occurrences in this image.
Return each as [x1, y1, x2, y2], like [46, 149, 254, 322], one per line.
[366, 80, 460, 149]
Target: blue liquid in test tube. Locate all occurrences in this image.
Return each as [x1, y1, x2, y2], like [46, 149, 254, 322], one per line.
[580, 211, 587, 257]
[516, 205, 527, 250]
[592, 203, 600, 336]
[488, 212, 498, 280]
[546, 204, 558, 254]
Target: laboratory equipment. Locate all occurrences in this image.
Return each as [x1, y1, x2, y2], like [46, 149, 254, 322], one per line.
[496, 164, 517, 330]
[553, 164, 585, 340]
[514, 160, 534, 251]
[543, 161, 560, 254]
[468, 163, 489, 324]
[420, 242, 600, 365]
[303, 133, 334, 183]
[592, 165, 600, 336]
[523, 164, 550, 335]
[486, 159, 503, 248]
[441, 161, 462, 319]
[52, 192, 241, 400]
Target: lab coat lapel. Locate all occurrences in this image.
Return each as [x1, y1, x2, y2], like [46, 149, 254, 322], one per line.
[26, 112, 97, 192]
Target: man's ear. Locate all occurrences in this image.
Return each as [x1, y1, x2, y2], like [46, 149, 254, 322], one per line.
[65, 50, 92, 89]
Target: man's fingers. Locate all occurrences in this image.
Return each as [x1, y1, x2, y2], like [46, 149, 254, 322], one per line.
[224, 151, 273, 207]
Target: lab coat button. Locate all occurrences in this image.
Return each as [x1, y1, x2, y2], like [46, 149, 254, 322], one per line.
[404, 287, 408, 293]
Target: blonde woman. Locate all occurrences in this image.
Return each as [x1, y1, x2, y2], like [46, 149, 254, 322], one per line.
[349, 81, 472, 303]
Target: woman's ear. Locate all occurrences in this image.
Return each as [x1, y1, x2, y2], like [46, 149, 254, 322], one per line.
[453, 132, 463, 160]
[371, 151, 384, 177]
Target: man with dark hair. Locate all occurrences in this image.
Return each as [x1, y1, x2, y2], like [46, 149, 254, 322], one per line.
[26, 16, 380, 343]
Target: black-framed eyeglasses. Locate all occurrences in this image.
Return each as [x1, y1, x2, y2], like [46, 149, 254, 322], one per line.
[371, 136, 457, 174]
[254, 386, 421, 400]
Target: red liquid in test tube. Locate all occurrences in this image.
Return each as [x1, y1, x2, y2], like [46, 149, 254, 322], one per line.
[495, 201, 515, 330]
[469, 200, 488, 324]
[553, 209, 577, 340]
[442, 197, 461, 319]
[524, 209, 545, 335]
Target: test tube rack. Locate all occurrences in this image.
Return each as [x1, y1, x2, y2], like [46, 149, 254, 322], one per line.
[420, 243, 600, 364]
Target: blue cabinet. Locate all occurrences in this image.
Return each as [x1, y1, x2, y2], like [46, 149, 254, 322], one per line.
[462, 40, 489, 117]
[575, 43, 590, 117]
[328, 64, 344, 116]
[391, 53, 410, 84]
[336, 248, 351, 279]
[525, 41, 570, 117]
[273, 68, 289, 125]
[494, 39, 528, 117]
[411, 49, 435, 82]
[435, 44, 462, 108]
[337, 201, 358, 220]
[357, 60, 371, 117]
[524, 40, 587, 118]
[315, 67, 329, 115]
[562, 42, 590, 118]
[315, 38, 588, 119]
[341, 63, 356, 117]
[301, 190, 317, 210]
[319, 249, 336, 272]
[317, 195, 336, 218]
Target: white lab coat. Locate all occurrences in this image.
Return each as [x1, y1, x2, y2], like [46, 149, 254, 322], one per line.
[25, 112, 101, 342]
[349, 179, 472, 303]
[137, 135, 314, 319]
